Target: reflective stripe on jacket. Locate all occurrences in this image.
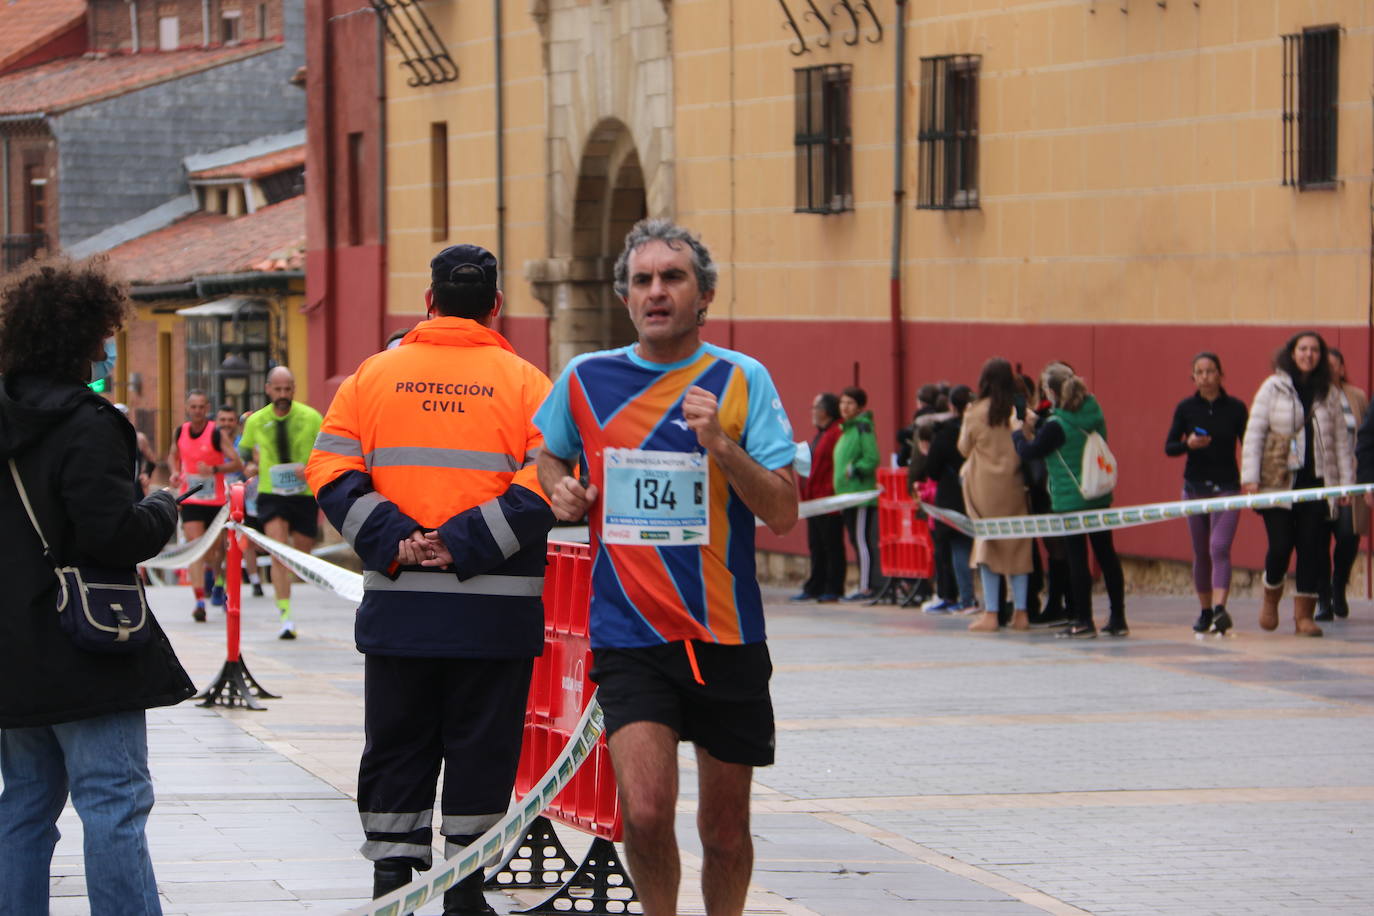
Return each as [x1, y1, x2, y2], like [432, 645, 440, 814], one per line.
[305, 317, 556, 658]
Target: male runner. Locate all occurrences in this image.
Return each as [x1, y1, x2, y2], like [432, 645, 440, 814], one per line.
[168, 389, 242, 620]
[238, 366, 323, 638]
[535, 219, 798, 916]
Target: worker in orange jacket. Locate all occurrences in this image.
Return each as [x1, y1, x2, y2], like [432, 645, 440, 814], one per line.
[305, 244, 554, 915]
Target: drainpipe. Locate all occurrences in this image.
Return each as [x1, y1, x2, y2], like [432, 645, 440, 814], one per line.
[2, 135, 10, 236]
[130, 1, 140, 53]
[377, 11, 387, 346]
[493, 0, 507, 334]
[202, 0, 211, 46]
[889, 0, 908, 439]
[1366, 101, 1373, 598]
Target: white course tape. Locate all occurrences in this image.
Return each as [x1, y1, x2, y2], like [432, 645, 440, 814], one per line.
[235, 523, 365, 604]
[342, 696, 606, 916]
[140, 504, 230, 570]
[754, 488, 884, 526]
[919, 483, 1374, 540]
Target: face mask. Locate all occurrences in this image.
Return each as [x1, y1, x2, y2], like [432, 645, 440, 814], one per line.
[91, 337, 116, 383]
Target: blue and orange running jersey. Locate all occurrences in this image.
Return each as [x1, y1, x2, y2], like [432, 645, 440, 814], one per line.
[535, 342, 795, 650]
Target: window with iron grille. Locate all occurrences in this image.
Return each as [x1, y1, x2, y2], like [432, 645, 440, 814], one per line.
[917, 55, 980, 210]
[1282, 26, 1340, 189]
[794, 64, 852, 214]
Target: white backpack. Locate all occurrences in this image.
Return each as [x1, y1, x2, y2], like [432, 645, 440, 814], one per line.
[1057, 427, 1118, 500]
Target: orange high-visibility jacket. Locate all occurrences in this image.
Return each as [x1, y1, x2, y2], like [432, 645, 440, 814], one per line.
[305, 317, 555, 658]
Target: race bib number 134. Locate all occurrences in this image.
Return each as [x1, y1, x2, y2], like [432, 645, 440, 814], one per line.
[602, 448, 709, 546]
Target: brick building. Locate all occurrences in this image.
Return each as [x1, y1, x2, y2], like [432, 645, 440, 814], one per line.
[0, 0, 304, 268]
[0, 0, 307, 457]
[74, 133, 307, 457]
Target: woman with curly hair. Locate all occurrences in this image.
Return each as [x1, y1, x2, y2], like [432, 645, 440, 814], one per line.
[0, 257, 193, 914]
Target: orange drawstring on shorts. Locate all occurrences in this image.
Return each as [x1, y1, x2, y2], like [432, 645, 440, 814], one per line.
[683, 640, 705, 685]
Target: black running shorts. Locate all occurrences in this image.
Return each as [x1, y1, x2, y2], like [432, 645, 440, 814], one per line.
[179, 503, 223, 526]
[255, 493, 320, 539]
[590, 640, 775, 767]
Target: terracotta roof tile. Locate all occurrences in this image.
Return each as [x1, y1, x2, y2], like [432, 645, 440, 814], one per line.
[190, 145, 305, 181]
[0, 41, 279, 116]
[0, 0, 87, 74]
[103, 196, 304, 286]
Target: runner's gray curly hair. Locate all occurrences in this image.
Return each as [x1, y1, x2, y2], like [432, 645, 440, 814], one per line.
[612, 219, 717, 299]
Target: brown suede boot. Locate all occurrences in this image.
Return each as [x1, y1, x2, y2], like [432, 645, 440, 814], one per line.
[1259, 580, 1283, 631]
[1010, 610, 1030, 631]
[1293, 595, 1323, 637]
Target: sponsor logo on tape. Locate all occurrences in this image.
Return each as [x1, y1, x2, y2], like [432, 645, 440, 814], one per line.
[921, 483, 1374, 540]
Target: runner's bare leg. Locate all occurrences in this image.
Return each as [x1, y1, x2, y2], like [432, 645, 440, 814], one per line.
[696, 747, 754, 916]
[264, 517, 294, 603]
[608, 721, 681, 916]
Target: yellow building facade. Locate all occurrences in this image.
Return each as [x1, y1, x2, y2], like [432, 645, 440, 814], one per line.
[378, 0, 1372, 565]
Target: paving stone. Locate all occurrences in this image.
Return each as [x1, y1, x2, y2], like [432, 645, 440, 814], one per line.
[9, 584, 1374, 915]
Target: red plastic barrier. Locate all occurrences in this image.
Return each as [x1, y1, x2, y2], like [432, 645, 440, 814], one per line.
[224, 484, 246, 662]
[515, 541, 622, 842]
[875, 468, 934, 579]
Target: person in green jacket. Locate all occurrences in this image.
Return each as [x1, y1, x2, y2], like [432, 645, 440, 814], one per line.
[1014, 363, 1126, 639]
[834, 386, 884, 600]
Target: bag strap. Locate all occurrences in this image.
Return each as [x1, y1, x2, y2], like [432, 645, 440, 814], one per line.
[8, 458, 59, 570]
[1054, 448, 1084, 492]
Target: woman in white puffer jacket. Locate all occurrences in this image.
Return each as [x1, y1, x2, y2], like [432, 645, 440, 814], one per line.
[1240, 331, 1354, 637]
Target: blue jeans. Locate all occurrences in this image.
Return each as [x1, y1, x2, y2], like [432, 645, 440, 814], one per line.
[0, 709, 162, 915]
[949, 532, 975, 605]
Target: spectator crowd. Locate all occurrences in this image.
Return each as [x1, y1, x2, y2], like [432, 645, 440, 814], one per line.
[793, 331, 1374, 640]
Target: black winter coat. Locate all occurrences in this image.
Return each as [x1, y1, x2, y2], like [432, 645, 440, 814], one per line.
[0, 373, 194, 728]
[918, 417, 967, 512]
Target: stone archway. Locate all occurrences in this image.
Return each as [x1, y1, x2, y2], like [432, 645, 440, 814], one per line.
[523, 0, 673, 374]
[561, 120, 646, 363]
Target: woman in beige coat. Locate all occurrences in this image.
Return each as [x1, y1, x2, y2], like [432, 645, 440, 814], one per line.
[1321, 348, 1368, 620]
[1240, 331, 1354, 636]
[959, 358, 1033, 632]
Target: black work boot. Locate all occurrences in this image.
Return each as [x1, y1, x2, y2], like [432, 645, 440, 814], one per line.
[442, 870, 496, 915]
[372, 860, 412, 899]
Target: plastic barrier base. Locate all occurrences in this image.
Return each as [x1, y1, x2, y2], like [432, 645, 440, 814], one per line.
[196, 658, 279, 710]
[870, 576, 930, 608]
[514, 836, 639, 915]
[485, 815, 578, 891]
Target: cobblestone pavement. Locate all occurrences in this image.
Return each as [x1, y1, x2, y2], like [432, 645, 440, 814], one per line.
[26, 576, 1374, 915]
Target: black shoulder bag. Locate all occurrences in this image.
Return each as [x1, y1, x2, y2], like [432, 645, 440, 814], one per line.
[9, 458, 153, 653]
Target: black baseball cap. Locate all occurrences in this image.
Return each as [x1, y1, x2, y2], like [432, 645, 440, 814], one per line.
[430, 244, 498, 288]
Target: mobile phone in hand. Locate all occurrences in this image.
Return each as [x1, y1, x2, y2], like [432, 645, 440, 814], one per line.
[175, 484, 206, 504]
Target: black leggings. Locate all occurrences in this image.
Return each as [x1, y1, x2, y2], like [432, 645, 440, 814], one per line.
[1260, 503, 1330, 596]
[1327, 505, 1360, 594]
[1062, 530, 1125, 628]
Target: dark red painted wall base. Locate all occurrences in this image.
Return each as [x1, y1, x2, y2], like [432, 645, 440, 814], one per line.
[478, 315, 1373, 569]
[501, 315, 551, 376]
[720, 319, 1371, 569]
